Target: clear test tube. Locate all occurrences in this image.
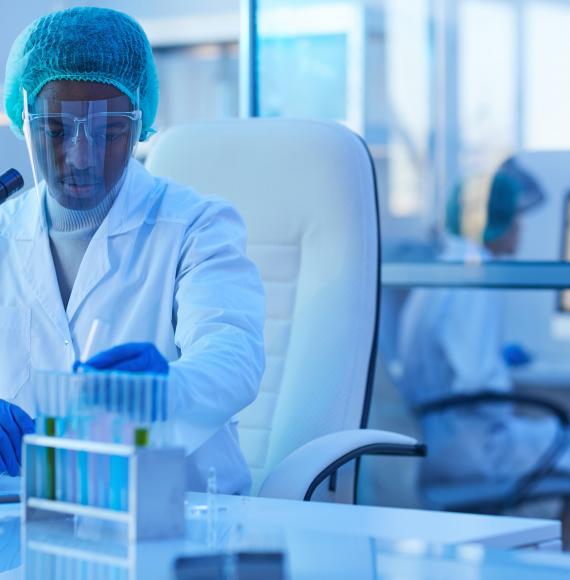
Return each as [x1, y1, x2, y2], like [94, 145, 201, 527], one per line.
[84, 372, 105, 506]
[54, 373, 67, 503]
[65, 373, 78, 505]
[92, 373, 110, 508]
[76, 372, 94, 506]
[109, 372, 123, 510]
[131, 374, 143, 448]
[44, 372, 57, 501]
[152, 374, 168, 447]
[207, 467, 218, 549]
[141, 373, 153, 447]
[31, 371, 47, 499]
[113, 372, 131, 511]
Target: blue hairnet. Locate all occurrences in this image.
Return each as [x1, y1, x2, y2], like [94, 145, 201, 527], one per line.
[446, 158, 544, 242]
[483, 158, 544, 242]
[482, 172, 521, 242]
[4, 7, 159, 141]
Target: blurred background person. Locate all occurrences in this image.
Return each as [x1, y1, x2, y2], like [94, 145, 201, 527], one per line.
[396, 157, 570, 508]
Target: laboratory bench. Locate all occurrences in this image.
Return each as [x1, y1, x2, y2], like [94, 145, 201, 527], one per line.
[1, 490, 570, 578]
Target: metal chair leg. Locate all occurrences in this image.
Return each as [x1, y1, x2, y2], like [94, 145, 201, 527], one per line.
[561, 498, 570, 551]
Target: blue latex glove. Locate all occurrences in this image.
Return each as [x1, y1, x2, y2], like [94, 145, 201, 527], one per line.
[0, 400, 34, 476]
[73, 342, 169, 374]
[502, 343, 533, 367]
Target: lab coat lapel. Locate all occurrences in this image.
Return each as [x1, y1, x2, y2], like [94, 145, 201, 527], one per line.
[11, 194, 70, 341]
[65, 159, 154, 323]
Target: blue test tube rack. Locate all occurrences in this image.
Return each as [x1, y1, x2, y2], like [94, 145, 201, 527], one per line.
[22, 434, 186, 542]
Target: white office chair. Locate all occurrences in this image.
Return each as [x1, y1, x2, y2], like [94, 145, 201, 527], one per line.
[145, 118, 425, 503]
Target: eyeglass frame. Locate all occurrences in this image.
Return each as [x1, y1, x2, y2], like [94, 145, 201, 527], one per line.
[23, 110, 143, 147]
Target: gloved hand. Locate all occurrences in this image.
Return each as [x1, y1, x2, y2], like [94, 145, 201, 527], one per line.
[73, 342, 169, 375]
[502, 343, 533, 367]
[0, 400, 34, 476]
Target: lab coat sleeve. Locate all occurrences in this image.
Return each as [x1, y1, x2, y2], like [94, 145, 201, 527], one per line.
[167, 200, 266, 454]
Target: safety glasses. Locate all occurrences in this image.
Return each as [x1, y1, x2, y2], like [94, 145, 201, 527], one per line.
[22, 87, 142, 210]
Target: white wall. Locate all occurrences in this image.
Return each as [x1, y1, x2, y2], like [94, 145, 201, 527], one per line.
[1, 1, 241, 90]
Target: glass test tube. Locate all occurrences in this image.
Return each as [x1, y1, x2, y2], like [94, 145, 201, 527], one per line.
[54, 373, 69, 503]
[207, 467, 218, 549]
[112, 372, 130, 511]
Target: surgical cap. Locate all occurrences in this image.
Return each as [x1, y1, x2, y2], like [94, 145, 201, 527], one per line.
[4, 7, 159, 141]
[482, 172, 522, 242]
[446, 158, 544, 243]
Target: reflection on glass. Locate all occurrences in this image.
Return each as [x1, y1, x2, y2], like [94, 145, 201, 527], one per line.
[255, 0, 570, 261]
[258, 34, 347, 120]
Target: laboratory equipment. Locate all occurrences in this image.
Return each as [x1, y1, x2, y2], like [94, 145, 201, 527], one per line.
[0, 168, 24, 203]
[22, 370, 184, 541]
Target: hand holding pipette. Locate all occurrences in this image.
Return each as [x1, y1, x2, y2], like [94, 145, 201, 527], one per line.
[73, 318, 110, 372]
[74, 342, 169, 374]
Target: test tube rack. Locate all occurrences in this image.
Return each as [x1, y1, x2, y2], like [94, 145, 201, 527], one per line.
[22, 434, 186, 542]
[22, 518, 185, 580]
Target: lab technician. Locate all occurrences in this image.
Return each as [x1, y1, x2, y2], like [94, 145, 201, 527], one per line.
[398, 158, 570, 501]
[0, 7, 265, 494]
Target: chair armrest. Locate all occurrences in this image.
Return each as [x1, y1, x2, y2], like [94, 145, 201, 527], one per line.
[417, 391, 570, 510]
[258, 429, 426, 501]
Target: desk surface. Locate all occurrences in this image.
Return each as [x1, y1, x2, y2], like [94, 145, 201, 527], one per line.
[512, 359, 570, 389]
[0, 493, 567, 579]
[198, 492, 560, 550]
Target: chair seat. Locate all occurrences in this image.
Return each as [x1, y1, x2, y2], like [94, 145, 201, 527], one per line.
[424, 474, 570, 512]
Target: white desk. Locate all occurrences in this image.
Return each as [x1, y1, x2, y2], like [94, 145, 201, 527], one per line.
[0, 493, 566, 578]
[193, 492, 561, 551]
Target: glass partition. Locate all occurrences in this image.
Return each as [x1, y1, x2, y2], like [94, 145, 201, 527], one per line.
[253, 0, 570, 283]
[250, 0, 570, 513]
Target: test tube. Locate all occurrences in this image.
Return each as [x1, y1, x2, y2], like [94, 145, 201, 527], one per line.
[207, 467, 218, 549]
[152, 375, 169, 447]
[81, 318, 110, 363]
[109, 373, 122, 510]
[44, 416, 55, 500]
[66, 374, 81, 505]
[112, 372, 130, 511]
[32, 372, 48, 499]
[86, 374, 101, 508]
[43, 373, 59, 501]
[55, 373, 68, 503]
[77, 373, 92, 506]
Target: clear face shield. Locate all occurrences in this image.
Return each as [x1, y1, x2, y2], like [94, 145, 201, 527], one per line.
[22, 87, 142, 210]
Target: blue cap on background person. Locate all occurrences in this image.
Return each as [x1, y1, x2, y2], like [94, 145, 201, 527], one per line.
[482, 157, 544, 243]
[446, 156, 545, 244]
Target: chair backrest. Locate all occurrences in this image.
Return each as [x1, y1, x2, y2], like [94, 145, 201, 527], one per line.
[145, 119, 380, 497]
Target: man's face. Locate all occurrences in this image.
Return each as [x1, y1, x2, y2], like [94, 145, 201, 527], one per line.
[28, 81, 138, 210]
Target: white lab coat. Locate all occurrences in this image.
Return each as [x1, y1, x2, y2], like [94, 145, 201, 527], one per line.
[0, 158, 265, 495]
[398, 235, 570, 491]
